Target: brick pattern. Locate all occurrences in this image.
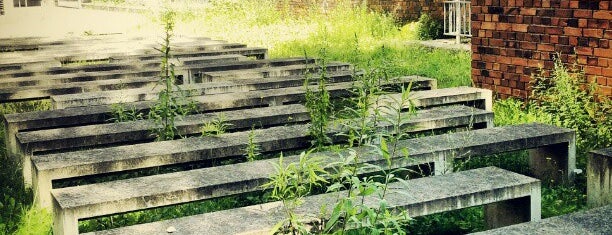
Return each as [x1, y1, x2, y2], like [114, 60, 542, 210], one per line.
[472, 0, 612, 98]
[367, 0, 445, 22]
[280, 0, 444, 22]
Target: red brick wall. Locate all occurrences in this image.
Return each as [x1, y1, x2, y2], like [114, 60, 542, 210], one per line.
[367, 0, 445, 22]
[471, 0, 612, 99]
[280, 0, 444, 22]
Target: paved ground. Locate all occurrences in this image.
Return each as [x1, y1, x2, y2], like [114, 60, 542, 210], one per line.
[0, 6, 155, 39]
[408, 39, 471, 51]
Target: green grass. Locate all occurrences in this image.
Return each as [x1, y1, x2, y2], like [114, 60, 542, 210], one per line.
[0, 101, 51, 235]
[170, 0, 472, 88]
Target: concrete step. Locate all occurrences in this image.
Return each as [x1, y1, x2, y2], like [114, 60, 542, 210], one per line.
[0, 54, 245, 81]
[0, 57, 316, 102]
[0, 40, 243, 67]
[32, 105, 493, 208]
[198, 61, 352, 81]
[0, 36, 215, 54]
[0, 77, 160, 101]
[3, 75, 432, 157]
[114, 47, 268, 61]
[20, 104, 311, 154]
[49, 69, 357, 109]
[61, 167, 540, 235]
[0, 57, 315, 101]
[376, 86, 493, 111]
[0, 46, 267, 73]
[471, 205, 611, 234]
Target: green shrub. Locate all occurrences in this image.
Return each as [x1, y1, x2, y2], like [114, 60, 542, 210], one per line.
[416, 13, 443, 40]
[13, 206, 52, 235]
[530, 56, 612, 157]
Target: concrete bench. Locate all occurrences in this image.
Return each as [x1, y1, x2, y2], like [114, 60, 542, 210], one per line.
[197, 61, 351, 81]
[63, 167, 541, 235]
[49, 123, 571, 234]
[19, 104, 310, 154]
[0, 36, 216, 55]
[0, 57, 316, 102]
[49, 68, 356, 109]
[3, 75, 432, 156]
[587, 147, 611, 207]
[0, 46, 267, 75]
[32, 105, 492, 207]
[115, 46, 269, 61]
[376, 86, 493, 112]
[0, 54, 245, 81]
[471, 205, 611, 234]
[0, 40, 244, 67]
[3, 79, 477, 160]
[0, 77, 159, 101]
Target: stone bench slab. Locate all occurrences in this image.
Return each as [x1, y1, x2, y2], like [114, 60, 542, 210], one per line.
[471, 205, 611, 235]
[0, 77, 159, 101]
[71, 167, 540, 235]
[49, 70, 357, 109]
[0, 57, 313, 101]
[17, 76, 435, 153]
[32, 105, 492, 207]
[199, 62, 351, 81]
[44, 123, 567, 217]
[3, 75, 430, 158]
[0, 54, 244, 82]
[377, 86, 493, 111]
[19, 104, 310, 153]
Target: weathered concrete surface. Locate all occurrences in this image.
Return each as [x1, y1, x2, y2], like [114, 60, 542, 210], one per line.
[484, 196, 535, 229]
[199, 62, 351, 81]
[49, 123, 565, 230]
[33, 105, 492, 207]
[587, 147, 611, 207]
[0, 35, 216, 56]
[375, 86, 493, 112]
[0, 76, 159, 101]
[0, 54, 244, 82]
[0, 46, 267, 77]
[0, 57, 313, 101]
[6, 77, 436, 158]
[6, 73, 433, 157]
[472, 205, 612, 234]
[0, 38, 244, 68]
[79, 167, 540, 235]
[2, 75, 428, 143]
[118, 47, 268, 61]
[19, 104, 310, 153]
[21, 103, 308, 188]
[49, 70, 357, 109]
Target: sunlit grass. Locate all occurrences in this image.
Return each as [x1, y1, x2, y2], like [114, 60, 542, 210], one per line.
[165, 0, 470, 88]
[13, 206, 52, 235]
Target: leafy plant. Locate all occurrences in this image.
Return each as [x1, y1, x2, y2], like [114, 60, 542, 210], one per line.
[13, 206, 52, 235]
[200, 115, 231, 137]
[244, 127, 261, 162]
[109, 103, 144, 123]
[416, 13, 443, 40]
[263, 151, 329, 234]
[148, 9, 196, 141]
[323, 85, 415, 234]
[304, 48, 333, 149]
[530, 55, 612, 156]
